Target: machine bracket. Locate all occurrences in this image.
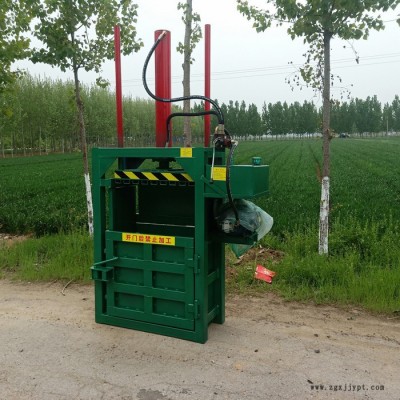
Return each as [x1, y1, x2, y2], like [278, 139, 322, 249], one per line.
[91, 257, 118, 281]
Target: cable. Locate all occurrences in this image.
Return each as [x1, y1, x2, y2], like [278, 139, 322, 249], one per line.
[121, 52, 400, 87]
[142, 31, 224, 125]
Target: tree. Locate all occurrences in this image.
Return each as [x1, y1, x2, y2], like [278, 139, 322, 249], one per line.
[237, 100, 247, 135]
[282, 101, 290, 133]
[268, 102, 284, 135]
[247, 103, 262, 136]
[0, 0, 37, 157]
[0, 1, 38, 95]
[302, 101, 318, 135]
[237, 0, 400, 254]
[261, 102, 268, 134]
[382, 102, 393, 134]
[392, 95, 400, 131]
[365, 95, 382, 134]
[177, 0, 202, 147]
[224, 100, 237, 134]
[31, 0, 142, 235]
[354, 98, 369, 135]
[347, 99, 357, 134]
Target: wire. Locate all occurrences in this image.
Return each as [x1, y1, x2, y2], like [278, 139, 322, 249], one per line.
[121, 52, 400, 87]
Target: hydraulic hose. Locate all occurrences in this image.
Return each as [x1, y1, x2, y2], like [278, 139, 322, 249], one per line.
[142, 31, 224, 125]
[226, 139, 240, 224]
[142, 31, 239, 227]
[166, 110, 221, 147]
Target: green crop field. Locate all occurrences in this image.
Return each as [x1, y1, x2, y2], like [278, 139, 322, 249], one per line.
[2, 138, 399, 236]
[252, 137, 400, 234]
[1, 137, 399, 312]
[0, 153, 87, 235]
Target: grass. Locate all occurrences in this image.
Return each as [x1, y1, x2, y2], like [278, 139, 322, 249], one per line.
[268, 216, 400, 312]
[228, 137, 400, 313]
[0, 230, 92, 282]
[1, 137, 400, 313]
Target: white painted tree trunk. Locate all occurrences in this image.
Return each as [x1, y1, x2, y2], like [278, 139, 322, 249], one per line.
[319, 31, 332, 256]
[318, 176, 329, 255]
[84, 172, 94, 236]
[73, 58, 93, 237]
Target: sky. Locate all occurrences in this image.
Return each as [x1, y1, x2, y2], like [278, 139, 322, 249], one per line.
[17, 0, 400, 110]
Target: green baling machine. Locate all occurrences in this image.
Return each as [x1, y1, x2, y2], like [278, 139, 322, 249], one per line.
[91, 30, 270, 343]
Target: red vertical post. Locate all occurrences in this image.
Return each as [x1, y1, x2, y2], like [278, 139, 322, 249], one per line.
[155, 30, 171, 147]
[204, 24, 211, 147]
[114, 25, 124, 148]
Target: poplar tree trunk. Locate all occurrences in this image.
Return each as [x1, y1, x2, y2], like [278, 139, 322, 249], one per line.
[73, 65, 94, 236]
[319, 31, 332, 255]
[182, 0, 192, 147]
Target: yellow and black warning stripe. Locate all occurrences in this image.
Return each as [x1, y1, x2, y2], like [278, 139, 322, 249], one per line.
[114, 170, 193, 183]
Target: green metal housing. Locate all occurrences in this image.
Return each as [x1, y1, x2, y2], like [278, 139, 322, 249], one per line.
[91, 147, 269, 343]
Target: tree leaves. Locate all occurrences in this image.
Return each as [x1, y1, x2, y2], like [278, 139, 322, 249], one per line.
[0, 0, 38, 94]
[31, 0, 143, 79]
[176, 0, 202, 63]
[236, 0, 400, 97]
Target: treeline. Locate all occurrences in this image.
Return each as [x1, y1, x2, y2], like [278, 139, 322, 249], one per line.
[259, 96, 399, 136]
[1, 75, 399, 156]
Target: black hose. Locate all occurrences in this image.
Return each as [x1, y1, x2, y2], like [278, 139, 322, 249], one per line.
[142, 32, 239, 226]
[166, 110, 221, 146]
[226, 139, 240, 224]
[142, 31, 224, 125]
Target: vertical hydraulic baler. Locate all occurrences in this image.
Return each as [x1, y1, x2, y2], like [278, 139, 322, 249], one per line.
[91, 29, 270, 343]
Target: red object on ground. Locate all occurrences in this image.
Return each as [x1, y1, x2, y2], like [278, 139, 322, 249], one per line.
[155, 30, 172, 147]
[255, 265, 276, 284]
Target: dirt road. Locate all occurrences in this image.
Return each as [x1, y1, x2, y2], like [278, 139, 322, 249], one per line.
[0, 280, 399, 400]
